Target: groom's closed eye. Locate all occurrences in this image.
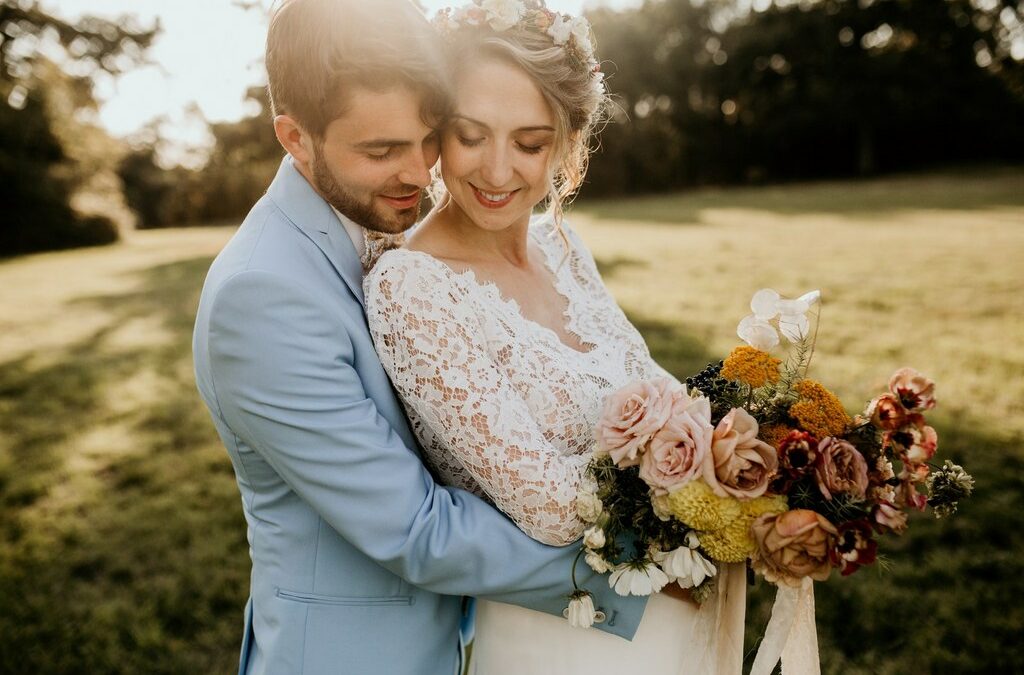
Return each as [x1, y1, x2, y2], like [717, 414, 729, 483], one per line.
[355, 139, 411, 161]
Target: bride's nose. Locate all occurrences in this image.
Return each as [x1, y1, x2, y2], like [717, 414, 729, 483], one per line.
[480, 143, 513, 188]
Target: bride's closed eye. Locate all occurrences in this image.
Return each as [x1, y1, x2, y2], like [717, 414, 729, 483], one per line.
[515, 141, 546, 155]
[457, 134, 486, 147]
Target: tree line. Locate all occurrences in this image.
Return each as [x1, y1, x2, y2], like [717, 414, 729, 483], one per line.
[3, 0, 1023, 255]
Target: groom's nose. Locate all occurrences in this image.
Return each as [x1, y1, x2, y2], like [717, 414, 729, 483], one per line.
[398, 149, 434, 189]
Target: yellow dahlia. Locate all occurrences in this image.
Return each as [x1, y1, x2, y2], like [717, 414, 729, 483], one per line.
[666, 479, 741, 531]
[700, 495, 789, 563]
[789, 379, 852, 438]
[699, 517, 756, 563]
[740, 494, 789, 520]
[721, 346, 782, 388]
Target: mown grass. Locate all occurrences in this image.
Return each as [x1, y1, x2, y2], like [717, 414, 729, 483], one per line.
[0, 169, 1021, 673]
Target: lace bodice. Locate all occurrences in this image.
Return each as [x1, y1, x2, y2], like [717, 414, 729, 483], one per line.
[364, 218, 672, 545]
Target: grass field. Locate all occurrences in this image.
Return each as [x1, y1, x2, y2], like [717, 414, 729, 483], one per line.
[1, 168, 1022, 673]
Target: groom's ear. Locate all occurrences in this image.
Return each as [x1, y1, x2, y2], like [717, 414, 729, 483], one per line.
[274, 114, 314, 165]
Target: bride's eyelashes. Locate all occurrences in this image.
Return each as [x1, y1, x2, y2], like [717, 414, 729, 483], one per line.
[457, 134, 485, 148]
[515, 141, 546, 155]
[455, 135, 548, 155]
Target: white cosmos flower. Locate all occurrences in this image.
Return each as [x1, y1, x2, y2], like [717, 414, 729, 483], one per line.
[659, 542, 717, 589]
[609, 561, 669, 596]
[565, 591, 599, 628]
[737, 314, 780, 351]
[585, 551, 614, 574]
[547, 14, 572, 44]
[481, 0, 525, 31]
[583, 526, 606, 550]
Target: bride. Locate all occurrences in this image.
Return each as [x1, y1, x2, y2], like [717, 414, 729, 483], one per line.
[365, 2, 746, 673]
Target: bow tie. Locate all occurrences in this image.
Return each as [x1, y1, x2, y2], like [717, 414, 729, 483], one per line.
[361, 229, 406, 272]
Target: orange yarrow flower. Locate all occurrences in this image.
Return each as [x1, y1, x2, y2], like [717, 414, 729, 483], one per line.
[721, 346, 782, 388]
[759, 423, 796, 450]
[789, 379, 852, 439]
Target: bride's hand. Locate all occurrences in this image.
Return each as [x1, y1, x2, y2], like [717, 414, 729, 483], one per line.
[661, 582, 700, 607]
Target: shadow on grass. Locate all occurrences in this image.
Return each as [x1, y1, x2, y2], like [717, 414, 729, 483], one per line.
[578, 167, 1024, 225]
[0, 255, 247, 675]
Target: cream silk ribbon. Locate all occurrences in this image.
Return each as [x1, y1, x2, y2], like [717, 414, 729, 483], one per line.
[750, 577, 821, 675]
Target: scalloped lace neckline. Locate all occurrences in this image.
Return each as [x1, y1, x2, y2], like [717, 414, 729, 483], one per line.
[388, 225, 597, 356]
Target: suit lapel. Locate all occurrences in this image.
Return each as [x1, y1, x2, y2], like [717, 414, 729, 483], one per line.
[266, 157, 366, 310]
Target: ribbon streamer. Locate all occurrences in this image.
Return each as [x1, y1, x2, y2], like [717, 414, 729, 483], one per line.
[750, 577, 820, 675]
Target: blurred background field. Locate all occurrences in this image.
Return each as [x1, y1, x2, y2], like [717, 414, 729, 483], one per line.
[2, 0, 1024, 672]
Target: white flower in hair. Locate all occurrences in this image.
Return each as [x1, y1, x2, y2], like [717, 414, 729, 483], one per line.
[547, 13, 572, 45]
[481, 0, 525, 31]
[569, 15, 593, 55]
[453, 5, 482, 26]
[591, 71, 606, 96]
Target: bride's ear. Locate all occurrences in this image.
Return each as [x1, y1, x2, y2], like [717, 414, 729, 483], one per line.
[274, 114, 314, 165]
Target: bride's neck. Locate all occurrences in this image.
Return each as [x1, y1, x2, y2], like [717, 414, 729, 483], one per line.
[428, 197, 533, 267]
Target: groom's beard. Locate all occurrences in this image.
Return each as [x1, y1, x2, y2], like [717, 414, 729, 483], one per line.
[310, 145, 420, 235]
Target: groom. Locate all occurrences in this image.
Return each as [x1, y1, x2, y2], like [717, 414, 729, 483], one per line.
[192, 1, 651, 673]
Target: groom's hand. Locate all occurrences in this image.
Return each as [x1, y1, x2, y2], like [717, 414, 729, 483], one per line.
[662, 582, 699, 607]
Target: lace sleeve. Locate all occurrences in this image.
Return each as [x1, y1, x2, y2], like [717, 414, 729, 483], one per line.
[365, 253, 588, 546]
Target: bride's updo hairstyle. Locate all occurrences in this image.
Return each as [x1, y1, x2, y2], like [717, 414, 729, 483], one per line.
[434, 0, 609, 228]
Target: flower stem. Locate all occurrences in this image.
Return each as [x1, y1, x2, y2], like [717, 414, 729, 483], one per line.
[571, 547, 586, 591]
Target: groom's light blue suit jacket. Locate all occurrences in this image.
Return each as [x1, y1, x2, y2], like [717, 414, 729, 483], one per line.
[192, 158, 647, 675]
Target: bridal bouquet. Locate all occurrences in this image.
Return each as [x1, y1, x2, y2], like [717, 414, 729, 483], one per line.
[565, 289, 974, 626]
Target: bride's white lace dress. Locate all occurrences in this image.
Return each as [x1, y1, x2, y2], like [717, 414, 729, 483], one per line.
[364, 217, 745, 674]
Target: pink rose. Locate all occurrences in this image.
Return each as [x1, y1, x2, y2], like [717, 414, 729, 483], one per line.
[638, 391, 712, 494]
[596, 378, 675, 467]
[814, 437, 869, 501]
[750, 509, 838, 587]
[888, 367, 936, 412]
[703, 408, 778, 500]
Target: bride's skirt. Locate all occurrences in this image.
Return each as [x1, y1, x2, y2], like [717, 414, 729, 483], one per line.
[469, 563, 747, 675]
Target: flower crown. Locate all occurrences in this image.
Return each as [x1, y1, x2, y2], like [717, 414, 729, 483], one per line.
[433, 0, 605, 94]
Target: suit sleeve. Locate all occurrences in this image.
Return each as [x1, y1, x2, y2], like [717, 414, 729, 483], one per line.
[205, 269, 648, 639]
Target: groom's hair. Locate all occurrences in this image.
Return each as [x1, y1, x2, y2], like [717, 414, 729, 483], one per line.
[266, 0, 450, 139]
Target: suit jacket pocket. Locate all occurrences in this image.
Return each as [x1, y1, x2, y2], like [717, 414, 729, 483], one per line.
[275, 587, 414, 606]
